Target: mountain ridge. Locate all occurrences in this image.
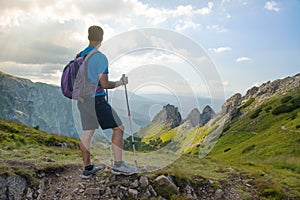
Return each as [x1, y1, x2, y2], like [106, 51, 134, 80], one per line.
[0, 71, 77, 137]
[0, 72, 300, 199]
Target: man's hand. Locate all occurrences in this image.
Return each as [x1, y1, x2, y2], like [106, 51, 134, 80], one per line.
[115, 75, 128, 88]
[120, 75, 128, 85]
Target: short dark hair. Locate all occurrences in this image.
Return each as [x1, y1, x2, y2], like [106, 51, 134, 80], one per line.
[88, 25, 103, 41]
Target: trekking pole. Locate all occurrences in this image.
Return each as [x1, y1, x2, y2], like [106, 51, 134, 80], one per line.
[122, 74, 138, 169]
[105, 89, 108, 102]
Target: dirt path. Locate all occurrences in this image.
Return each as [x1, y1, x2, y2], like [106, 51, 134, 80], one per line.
[39, 164, 255, 200]
[1, 160, 263, 199]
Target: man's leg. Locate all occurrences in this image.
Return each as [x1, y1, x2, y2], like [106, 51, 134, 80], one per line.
[80, 129, 95, 167]
[111, 125, 124, 162]
[111, 124, 137, 175]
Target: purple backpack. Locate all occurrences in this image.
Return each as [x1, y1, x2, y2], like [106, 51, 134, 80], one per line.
[61, 51, 102, 101]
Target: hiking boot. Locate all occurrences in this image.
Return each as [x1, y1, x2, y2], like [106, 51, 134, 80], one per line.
[112, 161, 137, 176]
[82, 165, 103, 179]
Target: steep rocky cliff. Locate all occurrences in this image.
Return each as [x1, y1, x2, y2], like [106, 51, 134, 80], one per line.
[0, 71, 77, 137]
[152, 104, 182, 129]
[184, 106, 215, 127]
[211, 73, 300, 126]
[243, 73, 300, 102]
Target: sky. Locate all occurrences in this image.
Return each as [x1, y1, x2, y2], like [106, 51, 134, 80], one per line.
[0, 0, 299, 100]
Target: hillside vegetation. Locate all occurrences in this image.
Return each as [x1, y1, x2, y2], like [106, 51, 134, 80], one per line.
[122, 74, 300, 199]
[0, 119, 259, 199]
[1, 73, 300, 199]
[207, 88, 300, 198]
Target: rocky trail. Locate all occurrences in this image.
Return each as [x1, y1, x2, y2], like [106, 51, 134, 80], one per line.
[0, 161, 263, 200]
[39, 166, 240, 200]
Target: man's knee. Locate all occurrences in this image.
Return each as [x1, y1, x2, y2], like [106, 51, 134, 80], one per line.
[113, 125, 124, 135]
[81, 130, 95, 142]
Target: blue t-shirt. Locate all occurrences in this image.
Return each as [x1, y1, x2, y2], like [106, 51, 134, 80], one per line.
[80, 46, 108, 96]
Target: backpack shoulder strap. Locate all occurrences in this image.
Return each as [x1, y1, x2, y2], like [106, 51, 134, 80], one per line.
[75, 51, 82, 58]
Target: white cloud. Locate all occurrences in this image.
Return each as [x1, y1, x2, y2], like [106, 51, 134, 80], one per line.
[0, 61, 62, 85]
[0, 0, 220, 86]
[144, 3, 214, 26]
[175, 19, 200, 32]
[197, 2, 214, 15]
[171, 2, 214, 17]
[209, 47, 232, 53]
[226, 13, 232, 19]
[236, 57, 250, 62]
[264, 1, 280, 12]
[173, 5, 195, 17]
[206, 25, 228, 33]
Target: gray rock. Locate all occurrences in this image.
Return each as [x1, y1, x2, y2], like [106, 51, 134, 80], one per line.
[120, 186, 127, 191]
[148, 185, 157, 197]
[215, 188, 224, 199]
[37, 179, 45, 200]
[72, 188, 79, 194]
[145, 188, 152, 198]
[139, 176, 149, 188]
[130, 179, 139, 188]
[78, 189, 85, 193]
[155, 175, 179, 194]
[78, 182, 85, 189]
[105, 186, 111, 195]
[0, 175, 27, 200]
[85, 188, 100, 195]
[0, 176, 6, 200]
[128, 188, 138, 197]
[26, 187, 33, 200]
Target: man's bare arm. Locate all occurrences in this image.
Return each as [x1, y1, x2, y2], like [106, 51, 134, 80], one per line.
[99, 74, 127, 89]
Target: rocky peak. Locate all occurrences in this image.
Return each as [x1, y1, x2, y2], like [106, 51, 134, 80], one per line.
[200, 105, 215, 126]
[152, 104, 181, 128]
[184, 108, 201, 127]
[184, 106, 215, 127]
[209, 93, 242, 126]
[210, 73, 300, 126]
[243, 73, 300, 102]
[220, 93, 242, 118]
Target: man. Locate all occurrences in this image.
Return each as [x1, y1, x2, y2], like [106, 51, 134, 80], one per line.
[77, 25, 136, 178]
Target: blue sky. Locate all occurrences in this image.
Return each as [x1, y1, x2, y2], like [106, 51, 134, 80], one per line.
[0, 0, 299, 99]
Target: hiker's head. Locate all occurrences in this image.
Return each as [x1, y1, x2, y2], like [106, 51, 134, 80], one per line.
[88, 25, 103, 43]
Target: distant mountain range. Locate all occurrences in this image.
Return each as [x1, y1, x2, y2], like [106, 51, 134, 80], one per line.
[0, 71, 215, 138]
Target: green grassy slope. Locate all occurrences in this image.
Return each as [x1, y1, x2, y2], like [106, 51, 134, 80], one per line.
[207, 90, 300, 198]
[0, 119, 81, 175]
[125, 85, 300, 198]
[1, 111, 299, 199]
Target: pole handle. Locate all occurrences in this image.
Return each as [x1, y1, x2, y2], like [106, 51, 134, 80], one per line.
[122, 74, 126, 85]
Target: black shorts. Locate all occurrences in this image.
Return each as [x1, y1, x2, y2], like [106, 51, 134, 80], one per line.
[77, 96, 122, 130]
